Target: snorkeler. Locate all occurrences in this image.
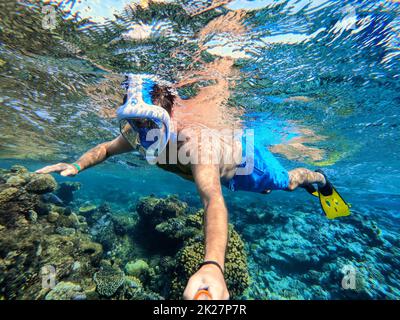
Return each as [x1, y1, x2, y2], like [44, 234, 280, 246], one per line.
[36, 74, 350, 300]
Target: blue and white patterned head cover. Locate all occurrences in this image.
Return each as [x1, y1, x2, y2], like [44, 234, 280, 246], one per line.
[117, 74, 174, 159]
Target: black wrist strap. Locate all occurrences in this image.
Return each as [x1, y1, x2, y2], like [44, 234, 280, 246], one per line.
[198, 260, 224, 276]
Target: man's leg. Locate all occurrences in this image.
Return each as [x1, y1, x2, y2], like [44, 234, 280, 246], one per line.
[287, 168, 326, 191]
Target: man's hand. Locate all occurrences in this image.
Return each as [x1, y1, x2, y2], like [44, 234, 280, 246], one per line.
[35, 163, 78, 177]
[183, 264, 229, 300]
[35, 135, 134, 178]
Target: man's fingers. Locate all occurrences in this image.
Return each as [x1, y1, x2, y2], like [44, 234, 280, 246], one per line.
[35, 164, 62, 174]
[183, 278, 202, 300]
[208, 285, 228, 300]
[36, 163, 71, 175]
[183, 285, 196, 300]
[207, 286, 219, 300]
[60, 167, 76, 177]
[35, 166, 50, 173]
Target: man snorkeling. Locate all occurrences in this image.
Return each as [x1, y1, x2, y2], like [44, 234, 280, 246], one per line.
[36, 74, 350, 300]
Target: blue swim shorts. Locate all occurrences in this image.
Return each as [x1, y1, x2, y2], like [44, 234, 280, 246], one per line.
[224, 133, 290, 193]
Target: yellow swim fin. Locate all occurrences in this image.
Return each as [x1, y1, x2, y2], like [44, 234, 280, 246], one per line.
[316, 169, 351, 219]
[303, 184, 319, 197]
[318, 185, 350, 219]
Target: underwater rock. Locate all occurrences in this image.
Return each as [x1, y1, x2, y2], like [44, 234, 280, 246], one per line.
[80, 241, 103, 264]
[94, 263, 125, 297]
[123, 275, 163, 300]
[6, 175, 27, 187]
[106, 235, 137, 269]
[155, 216, 199, 240]
[45, 281, 86, 300]
[111, 214, 137, 236]
[132, 196, 195, 255]
[136, 195, 187, 228]
[41, 193, 64, 206]
[56, 182, 81, 205]
[0, 187, 20, 204]
[54, 212, 83, 231]
[34, 201, 51, 216]
[98, 202, 111, 215]
[90, 214, 119, 252]
[25, 174, 57, 194]
[64, 207, 72, 216]
[41, 235, 81, 278]
[68, 213, 81, 227]
[0, 166, 104, 300]
[237, 200, 400, 299]
[27, 210, 38, 223]
[129, 197, 249, 299]
[55, 227, 76, 236]
[10, 165, 28, 174]
[1, 169, 250, 300]
[47, 211, 59, 223]
[0, 186, 35, 228]
[125, 259, 149, 279]
[0, 228, 99, 300]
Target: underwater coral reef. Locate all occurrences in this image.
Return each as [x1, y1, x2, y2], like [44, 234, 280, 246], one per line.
[0, 165, 249, 300]
[1, 164, 399, 300]
[230, 199, 400, 299]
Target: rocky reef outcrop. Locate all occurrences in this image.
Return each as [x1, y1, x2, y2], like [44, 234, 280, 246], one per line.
[0, 165, 100, 299]
[0, 165, 250, 300]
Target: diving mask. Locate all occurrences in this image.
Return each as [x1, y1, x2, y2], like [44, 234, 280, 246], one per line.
[117, 74, 173, 160]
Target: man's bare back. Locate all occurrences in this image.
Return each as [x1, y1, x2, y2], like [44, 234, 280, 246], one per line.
[153, 124, 243, 183]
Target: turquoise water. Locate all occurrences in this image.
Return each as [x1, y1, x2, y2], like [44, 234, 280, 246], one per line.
[0, 0, 399, 299]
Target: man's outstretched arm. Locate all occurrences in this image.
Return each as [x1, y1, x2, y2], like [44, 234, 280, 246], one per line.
[36, 134, 134, 176]
[183, 163, 229, 300]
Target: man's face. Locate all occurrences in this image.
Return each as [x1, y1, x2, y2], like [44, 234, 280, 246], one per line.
[128, 118, 166, 149]
[131, 118, 159, 130]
